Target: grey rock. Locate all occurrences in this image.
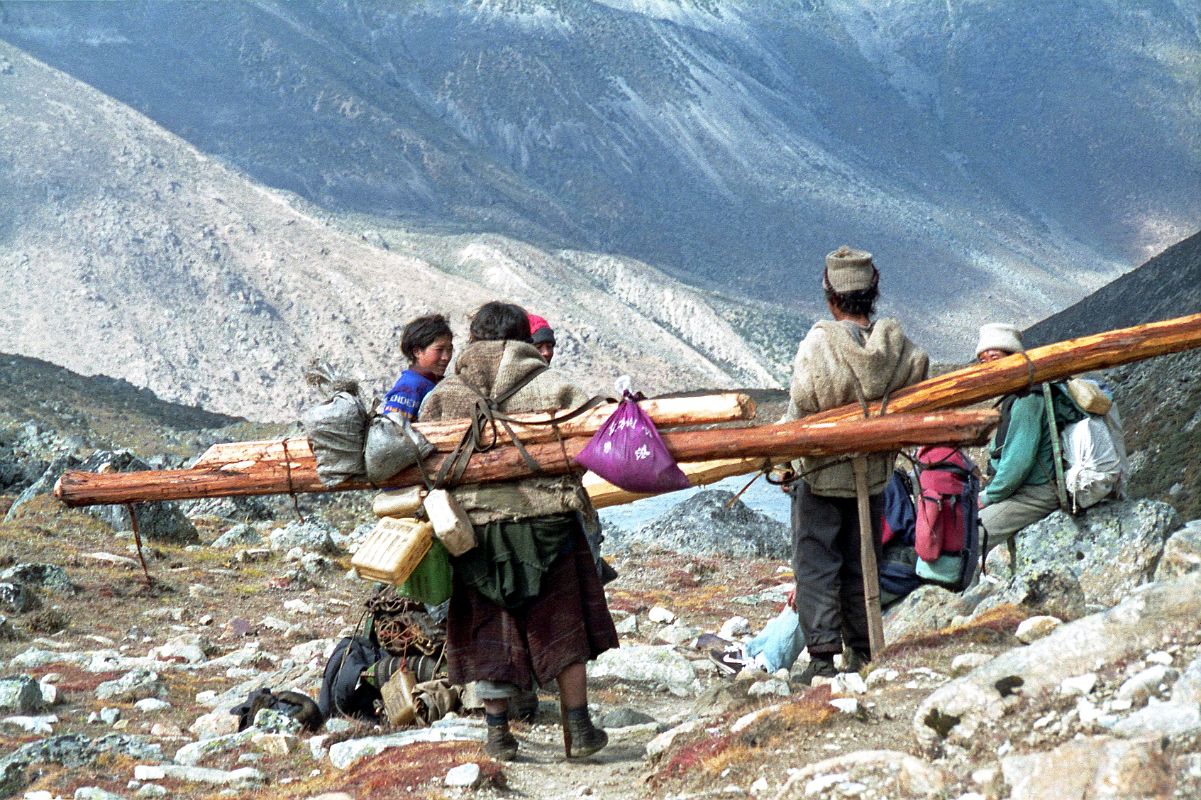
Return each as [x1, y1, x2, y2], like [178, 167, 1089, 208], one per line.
[75, 787, 127, 800]
[0, 676, 44, 714]
[252, 707, 301, 735]
[971, 563, 1086, 622]
[79, 452, 199, 544]
[135, 786, 167, 799]
[173, 730, 257, 767]
[600, 708, 656, 729]
[210, 524, 263, 549]
[1001, 736, 1172, 800]
[914, 571, 1201, 753]
[4, 453, 80, 521]
[1, 563, 77, 595]
[268, 521, 339, 555]
[444, 762, 481, 788]
[0, 615, 20, 641]
[135, 764, 265, 787]
[1116, 665, 1178, 707]
[95, 669, 165, 703]
[1015, 615, 1062, 643]
[1111, 701, 1201, 739]
[0, 734, 163, 798]
[774, 750, 948, 799]
[1011, 500, 1180, 608]
[0, 582, 36, 614]
[1155, 520, 1201, 581]
[883, 584, 970, 643]
[100, 707, 122, 725]
[587, 645, 700, 697]
[327, 725, 485, 770]
[610, 490, 789, 559]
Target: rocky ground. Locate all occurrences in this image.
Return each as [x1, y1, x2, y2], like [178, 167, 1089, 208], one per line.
[1, 438, 1200, 799]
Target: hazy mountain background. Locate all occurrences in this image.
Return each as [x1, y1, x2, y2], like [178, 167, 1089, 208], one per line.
[0, 0, 1198, 421]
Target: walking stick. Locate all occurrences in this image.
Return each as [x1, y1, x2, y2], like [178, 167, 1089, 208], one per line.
[852, 456, 884, 659]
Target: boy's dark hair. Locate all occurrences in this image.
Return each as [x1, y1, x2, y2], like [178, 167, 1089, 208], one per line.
[400, 314, 452, 362]
[469, 301, 532, 343]
[825, 285, 879, 318]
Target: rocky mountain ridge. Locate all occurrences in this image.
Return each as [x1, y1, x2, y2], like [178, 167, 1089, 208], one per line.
[0, 43, 793, 422]
[3, 0, 1198, 342]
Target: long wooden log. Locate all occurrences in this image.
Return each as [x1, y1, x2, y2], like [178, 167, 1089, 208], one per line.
[54, 410, 998, 507]
[803, 312, 1201, 425]
[584, 458, 765, 509]
[191, 392, 756, 470]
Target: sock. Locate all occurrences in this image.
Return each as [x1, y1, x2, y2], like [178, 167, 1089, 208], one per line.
[485, 711, 509, 728]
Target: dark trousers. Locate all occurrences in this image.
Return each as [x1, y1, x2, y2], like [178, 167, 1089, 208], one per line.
[791, 480, 883, 657]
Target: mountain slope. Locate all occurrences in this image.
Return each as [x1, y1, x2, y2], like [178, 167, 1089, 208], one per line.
[1025, 231, 1201, 519]
[2, 0, 1197, 336]
[0, 44, 787, 422]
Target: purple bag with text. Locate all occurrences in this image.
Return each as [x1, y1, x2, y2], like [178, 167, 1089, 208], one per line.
[575, 390, 691, 493]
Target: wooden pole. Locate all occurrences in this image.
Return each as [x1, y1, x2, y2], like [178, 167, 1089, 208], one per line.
[54, 410, 998, 507]
[803, 312, 1201, 425]
[191, 392, 756, 469]
[852, 457, 884, 660]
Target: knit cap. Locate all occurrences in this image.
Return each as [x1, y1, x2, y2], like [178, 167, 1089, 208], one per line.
[824, 246, 877, 293]
[528, 314, 556, 345]
[975, 323, 1024, 357]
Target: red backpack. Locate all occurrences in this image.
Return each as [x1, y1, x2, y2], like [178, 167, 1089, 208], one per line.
[913, 446, 979, 567]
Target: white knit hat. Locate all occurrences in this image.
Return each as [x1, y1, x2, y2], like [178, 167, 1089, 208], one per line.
[975, 323, 1024, 357]
[823, 246, 877, 293]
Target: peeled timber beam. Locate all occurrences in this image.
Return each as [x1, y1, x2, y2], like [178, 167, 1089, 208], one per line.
[191, 392, 756, 469]
[53, 410, 998, 507]
[805, 312, 1201, 424]
[587, 312, 1201, 503]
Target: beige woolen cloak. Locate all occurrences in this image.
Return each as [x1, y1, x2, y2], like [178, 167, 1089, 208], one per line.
[780, 318, 929, 497]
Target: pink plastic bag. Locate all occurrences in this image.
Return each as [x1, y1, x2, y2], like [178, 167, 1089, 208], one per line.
[575, 390, 691, 493]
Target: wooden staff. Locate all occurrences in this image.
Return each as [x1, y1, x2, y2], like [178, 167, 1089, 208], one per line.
[54, 410, 998, 507]
[852, 457, 885, 659]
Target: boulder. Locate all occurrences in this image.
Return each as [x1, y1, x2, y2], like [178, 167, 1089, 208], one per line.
[882, 585, 970, 643]
[774, 750, 948, 799]
[914, 572, 1201, 753]
[95, 669, 165, 703]
[609, 490, 789, 559]
[268, 521, 340, 555]
[0, 734, 163, 798]
[1155, 520, 1201, 581]
[4, 453, 79, 521]
[1109, 652, 1201, 739]
[1001, 736, 1172, 800]
[0, 676, 44, 714]
[0, 582, 36, 614]
[1011, 501, 1180, 609]
[587, 645, 700, 696]
[0, 564, 77, 595]
[79, 452, 199, 544]
[1015, 616, 1062, 643]
[327, 724, 484, 770]
[211, 524, 263, 549]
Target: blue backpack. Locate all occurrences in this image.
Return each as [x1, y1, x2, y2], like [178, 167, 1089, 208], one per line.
[879, 470, 922, 602]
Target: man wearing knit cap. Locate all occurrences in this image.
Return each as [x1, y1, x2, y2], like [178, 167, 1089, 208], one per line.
[779, 246, 929, 683]
[528, 314, 556, 365]
[975, 323, 1060, 564]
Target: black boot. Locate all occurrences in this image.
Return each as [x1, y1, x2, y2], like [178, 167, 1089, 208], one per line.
[563, 705, 608, 758]
[796, 654, 838, 685]
[484, 712, 518, 761]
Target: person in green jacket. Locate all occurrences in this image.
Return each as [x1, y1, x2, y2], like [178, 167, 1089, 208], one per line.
[976, 323, 1059, 564]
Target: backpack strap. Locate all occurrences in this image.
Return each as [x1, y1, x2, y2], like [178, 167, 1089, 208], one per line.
[1040, 383, 1070, 512]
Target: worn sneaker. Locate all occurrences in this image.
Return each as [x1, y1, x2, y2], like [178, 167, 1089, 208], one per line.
[796, 656, 839, 685]
[708, 647, 750, 676]
[484, 722, 519, 761]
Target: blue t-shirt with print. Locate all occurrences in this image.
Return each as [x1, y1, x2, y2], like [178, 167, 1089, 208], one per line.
[382, 369, 437, 421]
